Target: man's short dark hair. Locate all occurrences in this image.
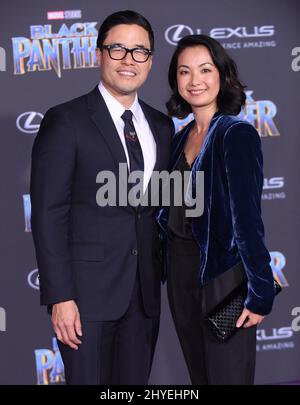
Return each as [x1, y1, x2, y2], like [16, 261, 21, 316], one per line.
[97, 10, 154, 51]
[166, 35, 246, 118]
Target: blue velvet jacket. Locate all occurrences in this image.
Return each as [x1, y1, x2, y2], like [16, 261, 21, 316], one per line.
[157, 112, 275, 315]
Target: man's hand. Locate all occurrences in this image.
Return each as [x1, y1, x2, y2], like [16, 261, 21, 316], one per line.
[52, 300, 82, 350]
[236, 308, 264, 329]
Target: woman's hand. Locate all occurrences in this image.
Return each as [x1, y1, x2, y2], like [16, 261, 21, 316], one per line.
[236, 308, 264, 328]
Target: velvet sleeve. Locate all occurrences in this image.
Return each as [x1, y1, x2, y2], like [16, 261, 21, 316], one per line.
[223, 122, 275, 315]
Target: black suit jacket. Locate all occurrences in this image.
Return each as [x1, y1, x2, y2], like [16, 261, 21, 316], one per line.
[30, 86, 173, 321]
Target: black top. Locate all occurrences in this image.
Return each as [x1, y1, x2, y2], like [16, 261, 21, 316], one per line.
[168, 153, 195, 240]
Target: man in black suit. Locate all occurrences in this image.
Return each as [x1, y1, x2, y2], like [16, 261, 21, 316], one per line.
[30, 10, 173, 385]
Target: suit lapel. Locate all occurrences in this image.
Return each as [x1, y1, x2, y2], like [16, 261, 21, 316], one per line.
[138, 101, 165, 206]
[87, 86, 127, 170]
[87, 88, 164, 208]
[139, 100, 161, 173]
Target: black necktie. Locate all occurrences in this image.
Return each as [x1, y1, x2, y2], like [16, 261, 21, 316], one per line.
[121, 110, 144, 173]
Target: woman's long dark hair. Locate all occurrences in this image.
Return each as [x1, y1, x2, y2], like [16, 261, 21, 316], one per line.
[166, 35, 246, 118]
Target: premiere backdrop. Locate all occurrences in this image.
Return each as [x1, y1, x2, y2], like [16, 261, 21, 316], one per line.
[0, 0, 300, 385]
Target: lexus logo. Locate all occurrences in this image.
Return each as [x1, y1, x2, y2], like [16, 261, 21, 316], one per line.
[165, 24, 194, 45]
[27, 269, 40, 290]
[165, 24, 275, 45]
[16, 111, 43, 134]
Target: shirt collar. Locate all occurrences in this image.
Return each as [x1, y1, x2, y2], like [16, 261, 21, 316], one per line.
[98, 82, 140, 122]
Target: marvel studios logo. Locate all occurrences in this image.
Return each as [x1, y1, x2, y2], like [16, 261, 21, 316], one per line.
[47, 10, 82, 20]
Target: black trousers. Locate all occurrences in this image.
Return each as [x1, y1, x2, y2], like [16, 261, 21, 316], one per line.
[58, 274, 159, 385]
[168, 236, 256, 385]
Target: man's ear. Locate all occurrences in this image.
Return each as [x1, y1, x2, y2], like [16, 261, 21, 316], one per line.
[147, 55, 153, 72]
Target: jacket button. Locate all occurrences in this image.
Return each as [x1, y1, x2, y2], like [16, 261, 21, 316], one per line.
[137, 213, 141, 219]
[131, 249, 138, 255]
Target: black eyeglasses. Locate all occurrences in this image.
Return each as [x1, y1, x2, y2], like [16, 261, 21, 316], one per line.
[101, 44, 152, 63]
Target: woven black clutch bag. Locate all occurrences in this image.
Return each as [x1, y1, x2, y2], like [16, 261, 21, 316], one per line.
[204, 264, 282, 342]
[204, 278, 282, 342]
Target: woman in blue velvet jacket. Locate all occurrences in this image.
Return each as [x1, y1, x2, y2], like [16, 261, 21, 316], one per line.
[157, 35, 275, 384]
